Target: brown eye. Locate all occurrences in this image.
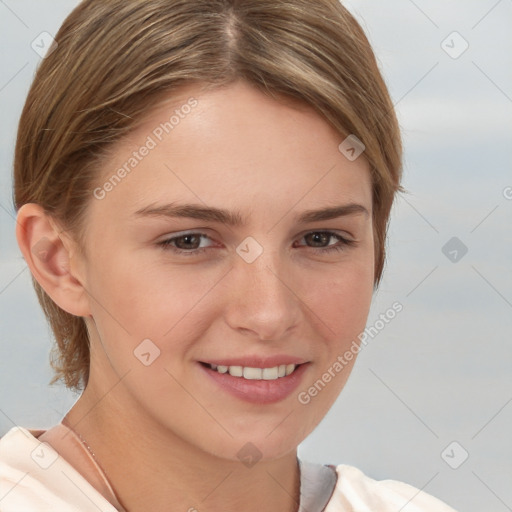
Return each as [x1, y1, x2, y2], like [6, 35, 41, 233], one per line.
[296, 231, 356, 253]
[158, 232, 214, 256]
[173, 234, 202, 250]
[305, 232, 331, 247]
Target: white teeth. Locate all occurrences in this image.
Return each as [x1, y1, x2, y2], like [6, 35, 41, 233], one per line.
[262, 367, 279, 380]
[209, 363, 297, 380]
[243, 367, 262, 380]
[228, 366, 243, 377]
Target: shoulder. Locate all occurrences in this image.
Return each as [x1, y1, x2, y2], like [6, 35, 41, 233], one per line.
[325, 464, 458, 512]
[0, 426, 117, 512]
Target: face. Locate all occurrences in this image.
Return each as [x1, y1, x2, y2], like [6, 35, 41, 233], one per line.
[76, 79, 374, 461]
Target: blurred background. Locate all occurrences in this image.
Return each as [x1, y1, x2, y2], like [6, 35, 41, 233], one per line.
[1, 1, 511, 511]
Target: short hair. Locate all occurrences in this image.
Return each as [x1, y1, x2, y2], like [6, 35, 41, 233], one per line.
[13, 0, 403, 391]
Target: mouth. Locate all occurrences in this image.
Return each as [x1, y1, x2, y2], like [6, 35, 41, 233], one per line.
[200, 362, 299, 380]
[198, 359, 308, 404]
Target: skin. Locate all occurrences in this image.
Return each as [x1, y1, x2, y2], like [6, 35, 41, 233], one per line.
[17, 79, 375, 512]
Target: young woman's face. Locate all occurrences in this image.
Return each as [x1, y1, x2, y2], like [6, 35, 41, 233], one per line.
[77, 80, 374, 461]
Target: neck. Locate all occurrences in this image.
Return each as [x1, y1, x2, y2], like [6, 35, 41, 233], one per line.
[64, 384, 301, 512]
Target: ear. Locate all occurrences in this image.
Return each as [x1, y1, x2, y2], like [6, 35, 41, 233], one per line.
[15, 203, 91, 317]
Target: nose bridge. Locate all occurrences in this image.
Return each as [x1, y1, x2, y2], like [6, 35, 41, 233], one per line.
[245, 248, 285, 297]
[225, 243, 300, 340]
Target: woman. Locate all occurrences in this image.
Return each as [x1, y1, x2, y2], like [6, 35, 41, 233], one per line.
[1, 0, 457, 510]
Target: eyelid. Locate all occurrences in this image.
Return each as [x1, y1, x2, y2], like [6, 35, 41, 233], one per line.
[158, 228, 210, 238]
[296, 228, 355, 241]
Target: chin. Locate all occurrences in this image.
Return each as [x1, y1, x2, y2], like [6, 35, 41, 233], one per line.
[207, 416, 318, 464]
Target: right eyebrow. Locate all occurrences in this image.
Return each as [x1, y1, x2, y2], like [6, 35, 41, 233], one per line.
[133, 203, 246, 226]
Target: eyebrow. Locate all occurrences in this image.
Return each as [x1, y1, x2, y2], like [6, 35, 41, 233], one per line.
[133, 202, 369, 226]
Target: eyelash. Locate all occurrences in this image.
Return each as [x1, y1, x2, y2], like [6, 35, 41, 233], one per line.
[157, 231, 356, 256]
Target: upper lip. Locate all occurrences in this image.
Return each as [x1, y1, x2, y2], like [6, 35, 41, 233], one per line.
[200, 355, 307, 368]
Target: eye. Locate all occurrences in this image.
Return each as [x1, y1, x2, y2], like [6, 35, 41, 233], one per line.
[157, 230, 356, 257]
[158, 232, 215, 256]
[295, 231, 356, 254]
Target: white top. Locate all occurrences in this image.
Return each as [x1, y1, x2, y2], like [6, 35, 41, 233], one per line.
[0, 426, 458, 511]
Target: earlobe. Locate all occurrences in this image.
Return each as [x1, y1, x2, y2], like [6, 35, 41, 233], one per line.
[15, 203, 91, 317]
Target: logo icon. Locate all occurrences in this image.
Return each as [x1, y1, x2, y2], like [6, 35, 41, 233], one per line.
[236, 236, 264, 263]
[441, 32, 469, 59]
[236, 442, 263, 468]
[442, 237, 468, 263]
[32, 237, 54, 262]
[134, 338, 161, 366]
[31, 32, 58, 59]
[338, 134, 365, 161]
[441, 441, 469, 469]
[31, 442, 58, 469]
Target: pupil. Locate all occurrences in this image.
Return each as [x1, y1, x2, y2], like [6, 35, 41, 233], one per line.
[310, 233, 328, 246]
[178, 235, 199, 249]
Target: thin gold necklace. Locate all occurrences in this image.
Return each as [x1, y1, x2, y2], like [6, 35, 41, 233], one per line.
[73, 429, 129, 512]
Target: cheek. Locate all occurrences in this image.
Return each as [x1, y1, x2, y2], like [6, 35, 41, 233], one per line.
[293, 260, 374, 420]
[85, 253, 222, 357]
[304, 257, 374, 342]
[88, 252, 173, 324]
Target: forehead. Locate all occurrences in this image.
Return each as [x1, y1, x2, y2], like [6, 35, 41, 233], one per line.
[91, 80, 372, 222]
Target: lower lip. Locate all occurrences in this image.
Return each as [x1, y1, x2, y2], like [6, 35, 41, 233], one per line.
[199, 363, 309, 404]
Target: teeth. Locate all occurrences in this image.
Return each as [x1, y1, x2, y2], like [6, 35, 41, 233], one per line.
[209, 363, 297, 380]
[243, 367, 262, 380]
[262, 367, 278, 380]
[229, 366, 243, 377]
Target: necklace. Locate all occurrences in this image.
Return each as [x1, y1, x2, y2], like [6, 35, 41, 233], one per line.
[74, 430, 129, 512]
[76, 432, 99, 462]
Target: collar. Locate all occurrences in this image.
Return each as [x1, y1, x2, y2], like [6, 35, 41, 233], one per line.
[298, 458, 337, 512]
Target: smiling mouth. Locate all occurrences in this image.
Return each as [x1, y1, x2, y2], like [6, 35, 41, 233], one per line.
[200, 362, 299, 380]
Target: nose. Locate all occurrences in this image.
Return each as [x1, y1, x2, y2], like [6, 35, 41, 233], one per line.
[223, 248, 302, 342]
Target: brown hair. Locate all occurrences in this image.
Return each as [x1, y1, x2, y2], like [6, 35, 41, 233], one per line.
[13, 0, 402, 391]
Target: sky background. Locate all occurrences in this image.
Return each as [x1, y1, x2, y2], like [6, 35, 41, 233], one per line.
[0, 1, 511, 511]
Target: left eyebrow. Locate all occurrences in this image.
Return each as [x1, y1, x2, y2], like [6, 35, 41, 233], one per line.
[133, 203, 246, 226]
[132, 202, 369, 226]
[294, 204, 369, 223]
